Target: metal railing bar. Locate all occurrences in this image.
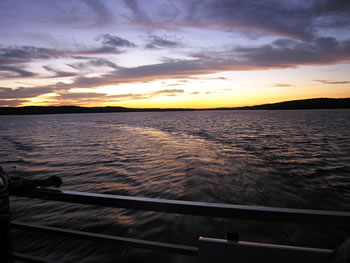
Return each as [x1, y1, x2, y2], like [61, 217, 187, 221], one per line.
[199, 237, 333, 253]
[11, 221, 198, 256]
[12, 189, 350, 225]
[12, 252, 62, 263]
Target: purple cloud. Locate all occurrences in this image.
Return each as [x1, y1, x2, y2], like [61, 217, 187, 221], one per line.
[0, 44, 122, 67]
[0, 99, 28, 107]
[0, 65, 36, 78]
[145, 35, 182, 49]
[58, 92, 107, 99]
[0, 83, 70, 99]
[96, 34, 136, 48]
[42, 66, 76, 78]
[0, 45, 63, 64]
[67, 58, 119, 74]
[122, 0, 350, 39]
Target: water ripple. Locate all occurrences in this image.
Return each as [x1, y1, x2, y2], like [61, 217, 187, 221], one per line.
[1, 110, 350, 262]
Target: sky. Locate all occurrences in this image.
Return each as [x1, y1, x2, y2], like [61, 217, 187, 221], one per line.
[0, 0, 350, 108]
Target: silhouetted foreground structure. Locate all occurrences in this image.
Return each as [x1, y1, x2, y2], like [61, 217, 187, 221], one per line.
[6, 188, 350, 262]
[0, 98, 349, 115]
[0, 167, 62, 263]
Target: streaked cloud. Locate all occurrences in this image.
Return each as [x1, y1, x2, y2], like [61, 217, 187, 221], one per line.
[0, 84, 69, 99]
[0, 99, 29, 107]
[0, 65, 36, 78]
[152, 89, 184, 95]
[145, 35, 182, 49]
[0, 44, 122, 66]
[46, 0, 115, 28]
[234, 37, 350, 68]
[0, 45, 63, 65]
[314, 80, 350, 84]
[42, 66, 77, 78]
[66, 37, 350, 89]
[58, 92, 107, 99]
[272, 83, 293, 87]
[163, 83, 183, 87]
[95, 34, 136, 48]
[67, 58, 119, 70]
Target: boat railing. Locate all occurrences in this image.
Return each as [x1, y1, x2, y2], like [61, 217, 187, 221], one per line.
[8, 189, 350, 263]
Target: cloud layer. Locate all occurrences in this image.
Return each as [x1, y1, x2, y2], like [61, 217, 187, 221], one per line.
[1, 0, 350, 107]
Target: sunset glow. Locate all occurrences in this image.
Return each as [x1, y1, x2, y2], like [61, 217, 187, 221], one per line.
[1, 0, 350, 108]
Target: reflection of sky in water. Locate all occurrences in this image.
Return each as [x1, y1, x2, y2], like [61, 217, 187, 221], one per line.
[1, 110, 350, 262]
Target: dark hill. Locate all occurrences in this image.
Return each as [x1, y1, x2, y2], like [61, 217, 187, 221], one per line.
[0, 106, 130, 115]
[224, 98, 350, 110]
[0, 98, 349, 115]
[0, 105, 193, 115]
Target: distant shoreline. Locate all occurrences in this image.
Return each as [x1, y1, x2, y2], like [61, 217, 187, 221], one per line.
[1, 98, 350, 116]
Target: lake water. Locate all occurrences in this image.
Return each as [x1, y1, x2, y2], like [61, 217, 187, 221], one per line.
[1, 110, 350, 262]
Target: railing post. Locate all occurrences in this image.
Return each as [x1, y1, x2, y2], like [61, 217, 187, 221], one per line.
[1, 168, 13, 263]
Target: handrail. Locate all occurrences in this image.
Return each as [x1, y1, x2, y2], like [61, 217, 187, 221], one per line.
[12, 252, 62, 263]
[11, 188, 350, 225]
[11, 221, 198, 256]
[9, 188, 349, 262]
